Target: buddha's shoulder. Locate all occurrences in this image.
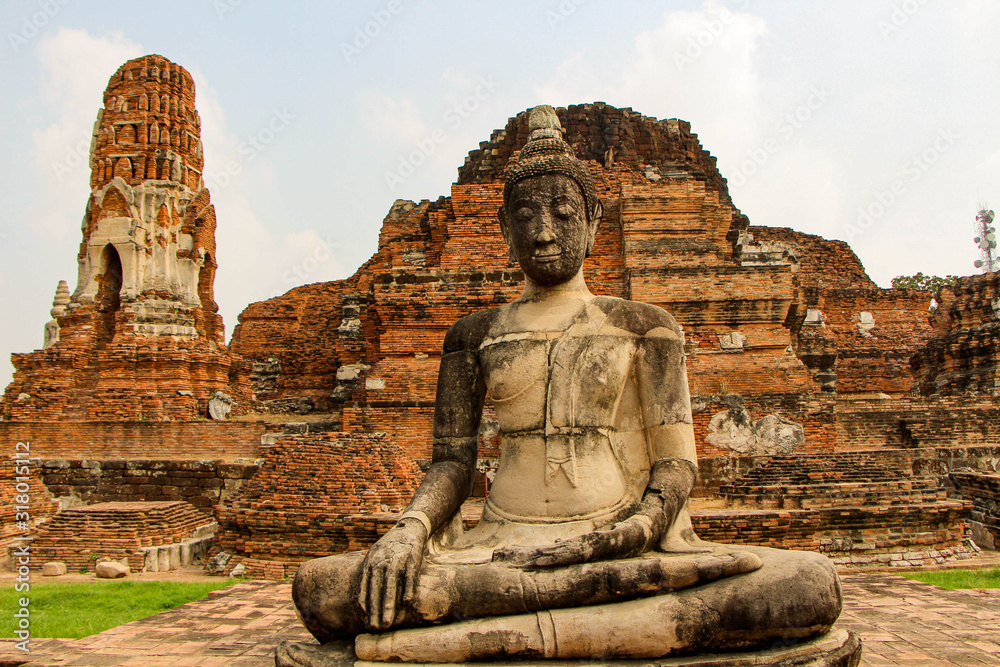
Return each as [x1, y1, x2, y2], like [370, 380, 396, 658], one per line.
[591, 296, 684, 339]
[442, 308, 504, 353]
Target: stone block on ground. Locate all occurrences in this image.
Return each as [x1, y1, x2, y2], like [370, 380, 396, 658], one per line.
[96, 561, 129, 578]
[41, 562, 67, 576]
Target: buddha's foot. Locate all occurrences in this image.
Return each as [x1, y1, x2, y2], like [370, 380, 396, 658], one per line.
[689, 548, 762, 580]
[356, 628, 861, 666]
[275, 639, 354, 667]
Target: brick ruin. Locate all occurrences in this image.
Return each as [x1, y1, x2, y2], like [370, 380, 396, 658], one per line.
[2, 55, 247, 423]
[3, 59, 999, 577]
[950, 470, 1000, 550]
[30, 500, 216, 573]
[0, 56, 425, 573]
[913, 271, 1000, 396]
[0, 55, 266, 571]
[212, 432, 422, 578]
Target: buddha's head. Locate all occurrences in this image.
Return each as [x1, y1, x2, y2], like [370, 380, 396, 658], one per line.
[500, 106, 604, 287]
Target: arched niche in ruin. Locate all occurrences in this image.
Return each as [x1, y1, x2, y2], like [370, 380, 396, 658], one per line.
[156, 204, 170, 228]
[96, 244, 123, 311]
[113, 157, 133, 181]
[95, 243, 123, 342]
[98, 185, 130, 220]
[118, 124, 135, 145]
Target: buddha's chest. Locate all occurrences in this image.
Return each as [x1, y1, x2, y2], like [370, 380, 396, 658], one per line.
[479, 332, 638, 433]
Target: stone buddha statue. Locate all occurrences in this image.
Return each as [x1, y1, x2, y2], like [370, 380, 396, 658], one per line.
[278, 106, 856, 666]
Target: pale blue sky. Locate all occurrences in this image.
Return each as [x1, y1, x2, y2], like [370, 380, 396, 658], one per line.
[3, 1, 999, 390]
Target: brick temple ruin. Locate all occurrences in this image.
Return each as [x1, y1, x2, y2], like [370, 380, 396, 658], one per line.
[2, 55, 999, 579]
[3, 54, 247, 422]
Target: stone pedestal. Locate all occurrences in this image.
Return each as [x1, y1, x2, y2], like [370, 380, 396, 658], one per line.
[276, 628, 861, 667]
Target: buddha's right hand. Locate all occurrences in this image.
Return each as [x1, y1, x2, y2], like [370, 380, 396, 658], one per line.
[358, 518, 428, 630]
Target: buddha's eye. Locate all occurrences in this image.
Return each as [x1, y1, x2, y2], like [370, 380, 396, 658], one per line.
[555, 203, 575, 219]
[515, 207, 534, 222]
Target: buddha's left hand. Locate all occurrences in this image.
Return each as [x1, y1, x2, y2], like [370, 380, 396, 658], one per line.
[492, 512, 658, 568]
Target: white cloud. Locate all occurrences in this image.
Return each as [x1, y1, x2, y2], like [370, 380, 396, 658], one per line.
[30, 28, 144, 241]
[356, 68, 509, 202]
[191, 70, 346, 339]
[735, 145, 845, 239]
[536, 1, 769, 161]
[358, 90, 430, 145]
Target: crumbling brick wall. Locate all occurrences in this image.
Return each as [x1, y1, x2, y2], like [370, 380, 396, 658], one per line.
[37, 459, 258, 513]
[914, 272, 1000, 396]
[0, 421, 267, 460]
[214, 431, 422, 566]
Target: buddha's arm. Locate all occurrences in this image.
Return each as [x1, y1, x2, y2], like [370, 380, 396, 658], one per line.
[359, 320, 486, 629]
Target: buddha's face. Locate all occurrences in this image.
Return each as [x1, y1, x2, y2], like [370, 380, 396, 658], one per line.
[502, 175, 593, 287]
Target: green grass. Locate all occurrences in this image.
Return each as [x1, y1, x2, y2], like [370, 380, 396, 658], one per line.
[1, 579, 240, 638]
[901, 567, 1000, 590]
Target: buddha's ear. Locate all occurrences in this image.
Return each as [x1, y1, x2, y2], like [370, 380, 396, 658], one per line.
[497, 206, 517, 264]
[585, 199, 604, 257]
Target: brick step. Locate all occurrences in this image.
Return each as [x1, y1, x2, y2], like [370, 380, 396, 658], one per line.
[719, 479, 947, 509]
[691, 500, 970, 561]
[27, 501, 215, 571]
[735, 452, 915, 476]
[721, 485, 948, 510]
[721, 478, 939, 492]
[731, 473, 917, 486]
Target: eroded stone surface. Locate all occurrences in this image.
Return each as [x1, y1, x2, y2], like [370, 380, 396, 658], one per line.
[706, 400, 804, 456]
[209, 390, 233, 420]
[96, 560, 129, 578]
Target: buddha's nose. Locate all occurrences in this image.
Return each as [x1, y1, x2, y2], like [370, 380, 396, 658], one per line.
[536, 228, 556, 244]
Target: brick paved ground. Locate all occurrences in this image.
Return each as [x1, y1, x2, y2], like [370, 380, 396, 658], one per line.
[838, 572, 1000, 666]
[0, 581, 311, 667]
[1, 564, 998, 667]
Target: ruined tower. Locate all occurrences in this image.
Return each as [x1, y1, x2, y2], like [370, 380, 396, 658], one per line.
[3, 55, 245, 421]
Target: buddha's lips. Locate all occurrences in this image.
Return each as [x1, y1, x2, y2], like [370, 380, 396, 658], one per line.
[533, 252, 561, 262]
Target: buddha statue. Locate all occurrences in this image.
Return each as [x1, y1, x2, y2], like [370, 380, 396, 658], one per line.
[277, 106, 857, 666]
